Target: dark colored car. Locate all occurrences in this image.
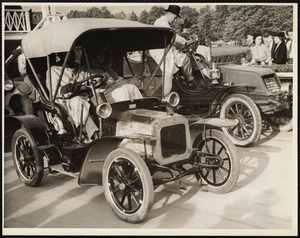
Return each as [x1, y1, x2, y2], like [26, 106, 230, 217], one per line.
[126, 41, 263, 147]
[127, 40, 292, 146]
[218, 64, 292, 132]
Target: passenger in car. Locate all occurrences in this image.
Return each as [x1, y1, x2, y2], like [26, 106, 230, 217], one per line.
[87, 47, 143, 103]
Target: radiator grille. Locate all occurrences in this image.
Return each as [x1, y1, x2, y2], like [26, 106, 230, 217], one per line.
[263, 75, 281, 93]
[161, 124, 186, 158]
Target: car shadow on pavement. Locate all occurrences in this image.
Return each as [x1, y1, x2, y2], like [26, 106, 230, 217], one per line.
[4, 181, 99, 228]
[254, 128, 280, 146]
[232, 129, 284, 191]
[147, 179, 201, 228]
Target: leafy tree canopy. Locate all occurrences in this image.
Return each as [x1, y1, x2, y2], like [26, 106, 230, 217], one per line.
[67, 5, 294, 42]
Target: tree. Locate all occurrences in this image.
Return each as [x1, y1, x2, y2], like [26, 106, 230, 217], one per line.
[197, 6, 214, 41]
[114, 11, 126, 19]
[211, 5, 230, 41]
[67, 10, 88, 18]
[175, 6, 199, 36]
[86, 7, 112, 18]
[127, 11, 138, 21]
[138, 10, 149, 24]
[221, 5, 294, 41]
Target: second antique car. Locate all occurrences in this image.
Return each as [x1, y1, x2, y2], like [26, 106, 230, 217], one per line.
[7, 18, 240, 223]
[126, 40, 293, 146]
[125, 41, 263, 147]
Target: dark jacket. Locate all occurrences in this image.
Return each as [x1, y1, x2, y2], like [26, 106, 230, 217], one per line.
[271, 42, 287, 64]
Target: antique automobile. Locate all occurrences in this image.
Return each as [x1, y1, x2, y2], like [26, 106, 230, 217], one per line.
[7, 18, 240, 223]
[126, 39, 293, 145]
[125, 40, 262, 147]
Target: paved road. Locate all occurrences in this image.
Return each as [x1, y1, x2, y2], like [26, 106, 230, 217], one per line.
[3, 129, 297, 236]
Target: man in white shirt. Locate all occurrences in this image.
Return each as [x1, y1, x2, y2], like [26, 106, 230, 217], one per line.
[149, 5, 193, 95]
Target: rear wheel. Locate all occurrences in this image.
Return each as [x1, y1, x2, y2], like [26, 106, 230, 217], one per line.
[12, 128, 44, 187]
[102, 148, 153, 223]
[220, 94, 262, 147]
[193, 129, 240, 194]
[264, 109, 292, 131]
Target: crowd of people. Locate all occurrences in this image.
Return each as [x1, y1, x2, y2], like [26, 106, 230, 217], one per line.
[247, 30, 294, 66]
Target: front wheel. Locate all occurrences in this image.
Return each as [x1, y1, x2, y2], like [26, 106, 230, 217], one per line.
[193, 129, 240, 194]
[102, 148, 153, 223]
[220, 94, 262, 147]
[12, 128, 44, 187]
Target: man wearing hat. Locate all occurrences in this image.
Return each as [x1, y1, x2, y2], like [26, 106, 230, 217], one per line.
[149, 5, 194, 95]
[270, 31, 287, 64]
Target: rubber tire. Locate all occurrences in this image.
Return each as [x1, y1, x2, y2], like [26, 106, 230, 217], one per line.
[12, 128, 44, 187]
[193, 129, 240, 194]
[264, 109, 293, 131]
[220, 94, 262, 147]
[102, 148, 153, 223]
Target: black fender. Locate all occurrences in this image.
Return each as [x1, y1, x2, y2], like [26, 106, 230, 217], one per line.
[78, 133, 156, 186]
[78, 137, 123, 186]
[207, 85, 255, 116]
[211, 84, 254, 105]
[6, 115, 50, 146]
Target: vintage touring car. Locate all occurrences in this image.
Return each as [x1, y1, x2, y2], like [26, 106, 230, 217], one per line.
[6, 18, 240, 223]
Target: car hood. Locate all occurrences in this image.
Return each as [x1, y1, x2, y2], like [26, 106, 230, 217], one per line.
[218, 64, 275, 76]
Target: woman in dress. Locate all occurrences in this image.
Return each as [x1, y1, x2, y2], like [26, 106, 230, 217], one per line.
[250, 33, 272, 66]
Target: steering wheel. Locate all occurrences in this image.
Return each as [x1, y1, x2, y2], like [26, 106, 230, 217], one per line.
[76, 74, 107, 89]
[179, 39, 199, 53]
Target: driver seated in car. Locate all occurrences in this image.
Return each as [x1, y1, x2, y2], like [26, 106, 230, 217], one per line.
[47, 46, 142, 142]
[46, 46, 99, 142]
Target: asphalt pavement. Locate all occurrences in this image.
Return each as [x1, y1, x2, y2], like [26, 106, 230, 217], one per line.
[2, 129, 297, 236]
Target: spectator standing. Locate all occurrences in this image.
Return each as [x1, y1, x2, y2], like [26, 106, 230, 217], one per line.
[149, 5, 194, 95]
[270, 32, 287, 64]
[249, 33, 272, 66]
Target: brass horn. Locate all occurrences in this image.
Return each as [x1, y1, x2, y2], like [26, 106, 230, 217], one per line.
[96, 102, 112, 119]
